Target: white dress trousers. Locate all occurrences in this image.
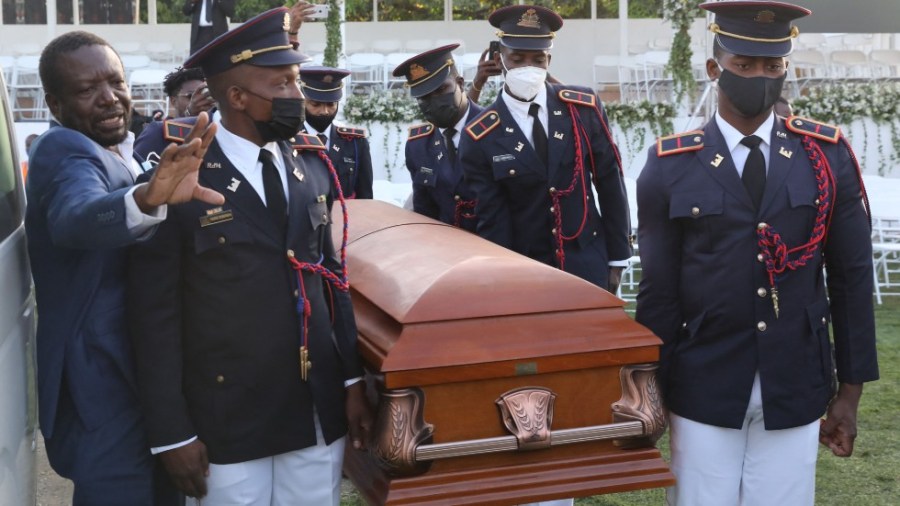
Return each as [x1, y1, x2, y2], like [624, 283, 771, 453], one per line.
[194, 414, 346, 506]
[667, 373, 820, 506]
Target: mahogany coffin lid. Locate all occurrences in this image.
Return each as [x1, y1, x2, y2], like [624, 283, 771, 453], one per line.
[333, 201, 660, 387]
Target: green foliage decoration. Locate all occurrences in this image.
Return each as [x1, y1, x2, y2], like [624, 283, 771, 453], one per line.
[661, 0, 702, 108]
[606, 100, 675, 156]
[323, 0, 342, 67]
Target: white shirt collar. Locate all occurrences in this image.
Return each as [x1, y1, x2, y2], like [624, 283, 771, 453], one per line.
[500, 84, 548, 122]
[715, 111, 775, 155]
[213, 110, 286, 203]
[304, 121, 330, 146]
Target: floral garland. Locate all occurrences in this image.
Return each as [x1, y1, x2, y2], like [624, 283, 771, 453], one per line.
[605, 100, 675, 156]
[661, 0, 703, 108]
[793, 82, 900, 175]
[322, 0, 341, 67]
[343, 91, 422, 180]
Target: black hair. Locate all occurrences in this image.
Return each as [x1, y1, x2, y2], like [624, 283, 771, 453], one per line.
[163, 66, 206, 98]
[39, 31, 114, 97]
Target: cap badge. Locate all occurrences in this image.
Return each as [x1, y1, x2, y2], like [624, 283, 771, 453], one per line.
[409, 63, 429, 81]
[755, 10, 776, 23]
[322, 75, 334, 83]
[517, 8, 541, 29]
[283, 12, 291, 31]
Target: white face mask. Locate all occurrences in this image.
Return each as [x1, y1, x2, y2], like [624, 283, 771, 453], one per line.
[501, 56, 547, 101]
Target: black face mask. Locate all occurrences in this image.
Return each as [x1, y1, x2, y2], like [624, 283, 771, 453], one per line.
[419, 88, 462, 128]
[717, 68, 787, 118]
[242, 88, 305, 142]
[306, 112, 336, 134]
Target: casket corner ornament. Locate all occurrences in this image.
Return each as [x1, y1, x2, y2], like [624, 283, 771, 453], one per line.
[611, 363, 668, 448]
[371, 387, 434, 476]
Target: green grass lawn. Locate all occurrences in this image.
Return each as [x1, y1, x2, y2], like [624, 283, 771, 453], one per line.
[342, 296, 900, 505]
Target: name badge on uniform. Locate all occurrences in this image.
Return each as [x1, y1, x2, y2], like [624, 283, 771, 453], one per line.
[199, 207, 234, 227]
[343, 157, 355, 164]
[420, 167, 434, 176]
[493, 154, 515, 162]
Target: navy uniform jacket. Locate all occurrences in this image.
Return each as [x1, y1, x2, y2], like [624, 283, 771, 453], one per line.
[126, 136, 363, 464]
[133, 116, 198, 166]
[304, 124, 373, 200]
[459, 84, 631, 287]
[405, 103, 483, 232]
[635, 116, 879, 430]
[26, 124, 144, 439]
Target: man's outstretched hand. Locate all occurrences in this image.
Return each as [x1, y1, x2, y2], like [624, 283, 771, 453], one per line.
[134, 111, 223, 212]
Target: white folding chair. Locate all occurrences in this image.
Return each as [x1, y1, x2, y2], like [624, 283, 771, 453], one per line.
[128, 68, 169, 117]
[404, 39, 434, 53]
[371, 39, 402, 54]
[114, 41, 142, 55]
[9, 56, 48, 121]
[593, 55, 620, 97]
[790, 49, 828, 92]
[829, 50, 871, 80]
[347, 52, 385, 93]
[870, 49, 900, 79]
[872, 217, 900, 304]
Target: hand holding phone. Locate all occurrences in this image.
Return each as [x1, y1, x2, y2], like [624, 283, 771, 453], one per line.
[309, 4, 330, 19]
[488, 41, 500, 61]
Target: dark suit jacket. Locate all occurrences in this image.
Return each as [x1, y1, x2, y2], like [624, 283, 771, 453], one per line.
[303, 125, 374, 200]
[459, 84, 631, 288]
[183, 0, 234, 54]
[25, 125, 144, 439]
[635, 116, 879, 430]
[127, 139, 363, 464]
[406, 104, 482, 232]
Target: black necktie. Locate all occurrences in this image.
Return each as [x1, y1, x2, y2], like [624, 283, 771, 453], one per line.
[528, 103, 548, 166]
[259, 149, 287, 230]
[205, 0, 214, 23]
[443, 127, 457, 163]
[316, 133, 328, 148]
[741, 135, 766, 210]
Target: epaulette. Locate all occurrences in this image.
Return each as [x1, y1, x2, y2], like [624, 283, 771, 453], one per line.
[292, 133, 327, 151]
[656, 130, 704, 157]
[163, 119, 196, 143]
[464, 110, 500, 141]
[785, 116, 840, 144]
[407, 123, 434, 141]
[558, 89, 596, 107]
[335, 126, 367, 138]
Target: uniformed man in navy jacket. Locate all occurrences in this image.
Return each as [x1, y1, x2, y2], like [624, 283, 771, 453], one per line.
[636, 2, 879, 504]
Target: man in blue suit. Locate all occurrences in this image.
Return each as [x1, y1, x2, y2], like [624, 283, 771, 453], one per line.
[394, 44, 481, 231]
[636, 2, 879, 504]
[26, 31, 222, 505]
[459, 5, 631, 291]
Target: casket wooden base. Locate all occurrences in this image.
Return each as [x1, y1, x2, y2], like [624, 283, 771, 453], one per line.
[346, 446, 672, 505]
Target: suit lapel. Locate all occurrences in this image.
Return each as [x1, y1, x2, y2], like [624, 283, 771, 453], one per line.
[698, 121, 755, 211]
[760, 119, 801, 216]
[494, 98, 546, 178]
[199, 140, 284, 245]
[546, 90, 573, 185]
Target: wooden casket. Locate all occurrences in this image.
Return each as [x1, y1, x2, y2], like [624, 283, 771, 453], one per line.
[334, 200, 673, 505]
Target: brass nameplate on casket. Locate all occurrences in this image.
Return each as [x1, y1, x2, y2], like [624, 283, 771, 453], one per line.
[335, 200, 673, 505]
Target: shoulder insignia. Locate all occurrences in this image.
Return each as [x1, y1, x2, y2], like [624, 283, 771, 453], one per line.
[785, 116, 840, 144]
[656, 130, 704, 157]
[558, 89, 596, 107]
[407, 123, 434, 141]
[464, 110, 500, 141]
[292, 133, 327, 151]
[336, 126, 367, 138]
[163, 119, 196, 143]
